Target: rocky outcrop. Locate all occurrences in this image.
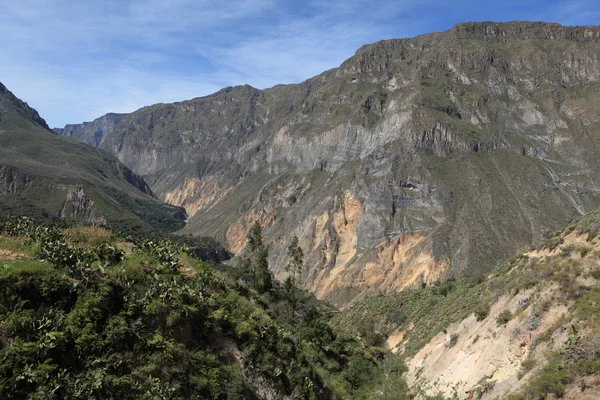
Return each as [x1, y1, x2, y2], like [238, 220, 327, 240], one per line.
[0, 166, 31, 195]
[58, 187, 106, 225]
[452, 21, 600, 42]
[61, 22, 600, 306]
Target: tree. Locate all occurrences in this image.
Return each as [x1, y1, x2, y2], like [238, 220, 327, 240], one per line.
[255, 245, 272, 293]
[245, 221, 272, 293]
[285, 236, 304, 321]
[247, 221, 263, 253]
[286, 236, 304, 288]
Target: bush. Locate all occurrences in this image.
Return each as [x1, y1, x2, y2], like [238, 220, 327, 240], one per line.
[474, 303, 490, 321]
[344, 355, 376, 392]
[496, 309, 513, 326]
[518, 356, 536, 379]
[93, 243, 125, 266]
[448, 333, 459, 348]
[527, 315, 539, 331]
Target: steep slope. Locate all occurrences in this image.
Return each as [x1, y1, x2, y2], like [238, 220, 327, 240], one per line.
[53, 112, 127, 147]
[335, 209, 600, 399]
[0, 83, 185, 233]
[69, 22, 600, 306]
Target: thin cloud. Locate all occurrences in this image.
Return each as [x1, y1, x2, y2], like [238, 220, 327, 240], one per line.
[0, 0, 598, 127]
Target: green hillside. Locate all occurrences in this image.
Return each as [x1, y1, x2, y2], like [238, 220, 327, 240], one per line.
[0, 217, 407, 399]
[0, 82, 186, 235]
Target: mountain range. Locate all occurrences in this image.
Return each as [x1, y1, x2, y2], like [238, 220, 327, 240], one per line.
[54, 21, 600, 306]
[3, 19, 600, 399]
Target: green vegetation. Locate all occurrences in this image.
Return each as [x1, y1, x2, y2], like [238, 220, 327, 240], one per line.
[284, 235, 304, 322]
[508, 337, 600, 399]
[0, 217, 409, 399]
[496, 309, 513, 326]
[240, 222, 272, 294]
[448, 334, 459, 348]
[333, 279, 487, 357]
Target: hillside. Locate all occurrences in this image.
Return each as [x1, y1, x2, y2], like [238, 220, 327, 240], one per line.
[335, 210, 600, 399]
[0, 83, 186, 234]
[58, 21, 600, 306]
[0, 217, 407, 399]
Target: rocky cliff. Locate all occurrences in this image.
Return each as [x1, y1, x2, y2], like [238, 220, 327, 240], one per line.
[53, 113, 128, 147]
[64, 22, 600, 306]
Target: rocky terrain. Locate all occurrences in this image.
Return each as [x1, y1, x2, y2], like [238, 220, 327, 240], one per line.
[335, 209, 600, 399]
[0, 82, 185, 233]
[61, 22, 600, 306]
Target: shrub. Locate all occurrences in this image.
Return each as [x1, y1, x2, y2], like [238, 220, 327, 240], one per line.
[474, 303, 490, 321]
[386, 310, 406, 325]
[496, 309, 513, 326]
[474, 380, 495, 399]
[94, 243, 125, 266]
[519, 356, 536, 379]
[344, 355, 376, 392]
[1, 216, 34, 237]
[448, 333, 459, 348]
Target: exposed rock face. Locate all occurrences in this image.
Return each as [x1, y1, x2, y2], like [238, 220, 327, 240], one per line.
[53, 113, 127, 147]
[0, 166, 31, 195]
[66, 22, 600, 306]
[58, 187, 107, 225]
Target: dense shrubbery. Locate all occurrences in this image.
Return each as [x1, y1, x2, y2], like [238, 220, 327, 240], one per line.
[0, 217, 399, 399]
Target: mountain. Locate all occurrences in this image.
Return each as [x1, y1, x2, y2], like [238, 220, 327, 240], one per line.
[62, 22, 600, 306]
[0, 82, 185, 233]
[53, 112, 127, 147]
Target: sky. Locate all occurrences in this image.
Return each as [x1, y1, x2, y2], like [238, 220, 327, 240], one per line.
[1, 0, 600, 127]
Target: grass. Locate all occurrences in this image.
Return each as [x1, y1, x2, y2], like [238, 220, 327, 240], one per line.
[0, 260, 52, 278]
[64, 226, 114, 247]
[0, 236, 37, 257]
[574, 289, 600, 323]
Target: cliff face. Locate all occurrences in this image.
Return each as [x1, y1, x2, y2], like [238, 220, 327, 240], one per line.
[53, 113, 128, 147]
[65, 22, 600, 306]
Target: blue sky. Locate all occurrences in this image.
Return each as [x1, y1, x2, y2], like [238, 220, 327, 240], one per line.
[1, 0, 599, 127]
